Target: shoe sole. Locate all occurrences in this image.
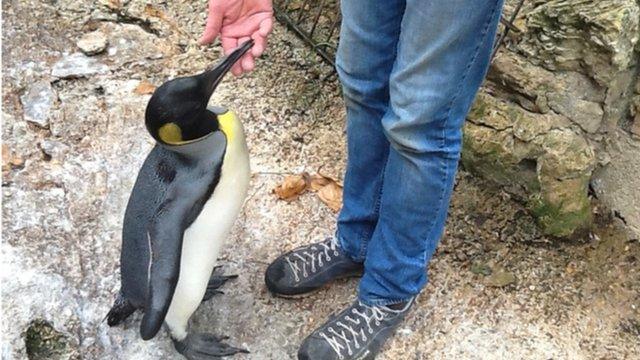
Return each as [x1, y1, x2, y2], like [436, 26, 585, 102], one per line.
[268, 271, 363, 299]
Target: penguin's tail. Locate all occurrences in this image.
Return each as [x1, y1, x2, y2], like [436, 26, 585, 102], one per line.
[105, 291, 137, 327]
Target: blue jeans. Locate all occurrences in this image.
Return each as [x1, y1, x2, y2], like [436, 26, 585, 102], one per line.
[336, 0, 504, 306]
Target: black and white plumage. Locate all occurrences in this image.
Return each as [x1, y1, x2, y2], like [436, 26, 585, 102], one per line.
[107, 41, 253, 359]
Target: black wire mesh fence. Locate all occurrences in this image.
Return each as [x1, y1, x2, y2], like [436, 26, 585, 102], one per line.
[274, 0, 526, 71]
[274, 0, 341, 68]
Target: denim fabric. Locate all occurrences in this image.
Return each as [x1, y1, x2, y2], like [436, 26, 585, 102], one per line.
[336, 0, 504, 306]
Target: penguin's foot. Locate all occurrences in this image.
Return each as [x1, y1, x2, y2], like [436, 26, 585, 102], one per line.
[173, 333, 248, 359]
[202, 267, 238, 302]
[105, 292, 136, 326]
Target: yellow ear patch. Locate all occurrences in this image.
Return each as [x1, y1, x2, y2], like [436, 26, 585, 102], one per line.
[158, 123, 183, 144]
[218, 111, 236, 142]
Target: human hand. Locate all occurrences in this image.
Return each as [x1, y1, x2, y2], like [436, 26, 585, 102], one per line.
[199, 0, 274, 76]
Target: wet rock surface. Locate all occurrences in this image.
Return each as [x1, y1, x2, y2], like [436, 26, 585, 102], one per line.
[2, 0, 639, 359]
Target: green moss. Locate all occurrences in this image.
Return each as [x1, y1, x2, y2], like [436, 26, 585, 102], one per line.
[462, 123, 593, 239]
[470, 262, 493, 276]
[506, 106, 524, 124]
[528, 195, 592, 238]
[468, 95, 489, 120]
[24, 320, 69, 360]
[516, 158, 541, 193]
[461, 135, 508, 182]
[461, 131, 526, 188]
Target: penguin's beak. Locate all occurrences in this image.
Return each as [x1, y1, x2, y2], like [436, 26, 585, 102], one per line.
[202, 39, 255, 98]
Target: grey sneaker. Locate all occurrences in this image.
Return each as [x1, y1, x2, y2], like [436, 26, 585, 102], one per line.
[298, 298, 415, 360]
[265, 237, 364, 298]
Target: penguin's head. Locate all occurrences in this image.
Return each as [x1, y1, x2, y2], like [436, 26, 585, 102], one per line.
[144, 40, 254, 145]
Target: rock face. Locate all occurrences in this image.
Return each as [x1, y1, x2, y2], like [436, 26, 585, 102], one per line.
[463, 92, 596, 237]
[519, 0, 639, 85]
[462, 0, 640, 238]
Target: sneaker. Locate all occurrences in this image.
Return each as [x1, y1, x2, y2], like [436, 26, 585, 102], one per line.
[298, 298, 415, 360]
[265, 237, 364, 298]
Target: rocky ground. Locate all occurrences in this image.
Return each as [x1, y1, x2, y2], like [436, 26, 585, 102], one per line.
[2, 0, 639, 359]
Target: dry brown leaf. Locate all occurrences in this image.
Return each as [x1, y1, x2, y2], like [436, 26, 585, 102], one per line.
[10, 153, 24, 167]
[2, 144, 10, 170]
[273, 173, 309, 201]
[309, 173, 333, 192]
[144, 4, 164, 18]
[317, 182, 343, 212]
[2, 144, 24, 171]
[134, 81, 156, 95]
[288, 1, 303, 10]
[273, 171, 343, 211]
[100, 0, 121, 10]
[144, 4, 186, 35]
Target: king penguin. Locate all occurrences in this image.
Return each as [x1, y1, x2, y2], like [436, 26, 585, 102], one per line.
[106, 40, 254, 359]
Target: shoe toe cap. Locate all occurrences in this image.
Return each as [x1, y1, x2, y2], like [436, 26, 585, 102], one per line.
[298, 334, 338, 360]
[264, 260, 286, 290]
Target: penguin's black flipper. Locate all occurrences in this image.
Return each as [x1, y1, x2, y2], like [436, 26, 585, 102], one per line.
[202, 267, 238, 302]
[106, 291, 137, 326]
[173, 333, 249, 359]
[140, 196, 193, 341]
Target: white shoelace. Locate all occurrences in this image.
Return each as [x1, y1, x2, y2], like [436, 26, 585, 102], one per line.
[285, 238, 340, 282]
[319, 302, 389, 359]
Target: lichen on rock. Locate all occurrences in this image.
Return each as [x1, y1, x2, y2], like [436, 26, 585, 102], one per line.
[519, 0, 640, 85]
[463, 92, 596, 238]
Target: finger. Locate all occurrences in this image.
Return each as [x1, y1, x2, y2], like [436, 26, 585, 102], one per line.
[251, 34, 266, 58]
[252, 18, 272, 57]
[238, 36, 254, 73]
[241, 53, 255, 72]
[221, 36, 238, 54]
[258, 16, 274, 38]
[198, 1, 224, 45]
[221, 37, 242, 76]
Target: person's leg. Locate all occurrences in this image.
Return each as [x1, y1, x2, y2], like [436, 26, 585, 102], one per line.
[298, 1, 504, 359]
[359, 0, 504, 306]
[335, 0, 405, 262]
[264, 0, 405, 298]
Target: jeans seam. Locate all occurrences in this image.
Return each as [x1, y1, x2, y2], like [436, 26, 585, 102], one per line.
[357, 8, 404, 261]
[356, 147, 389, 260]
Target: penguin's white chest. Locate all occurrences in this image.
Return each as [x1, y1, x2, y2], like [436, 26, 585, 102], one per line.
[164, 140, 250, 339]
[181, 148, 250, 282]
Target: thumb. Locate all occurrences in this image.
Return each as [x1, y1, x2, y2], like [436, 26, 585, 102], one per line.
[199, 3, 224, 45]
